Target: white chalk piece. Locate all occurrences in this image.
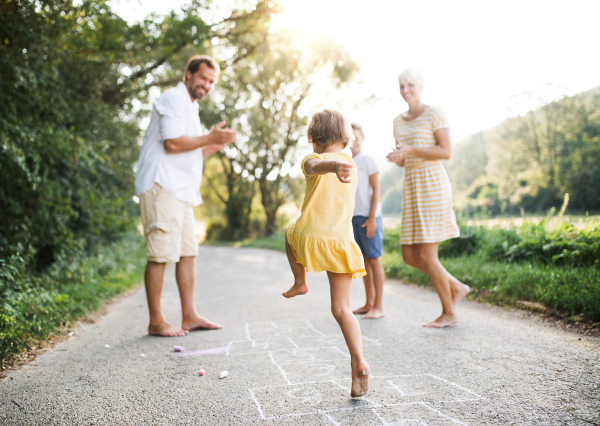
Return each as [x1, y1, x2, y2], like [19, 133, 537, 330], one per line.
[104, 344, 112, 349]
[140, 353, 146, 357]
[476, 349, 480, 353]
[219, 371, 228, 379]
[173, 345, 184, 352]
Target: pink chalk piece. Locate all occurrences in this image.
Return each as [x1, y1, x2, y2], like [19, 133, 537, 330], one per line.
[198, 369, 205, 376]
[173, 345, 185, 352]
[172, 346, 230, 357]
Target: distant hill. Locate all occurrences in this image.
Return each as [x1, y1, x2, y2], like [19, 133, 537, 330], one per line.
[381, 85, 600, 216]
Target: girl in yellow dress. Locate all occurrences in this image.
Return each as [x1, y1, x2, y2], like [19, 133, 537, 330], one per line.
[282, 109, 369, 398]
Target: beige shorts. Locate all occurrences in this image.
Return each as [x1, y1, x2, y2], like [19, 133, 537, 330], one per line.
[139, 183, 198, 263]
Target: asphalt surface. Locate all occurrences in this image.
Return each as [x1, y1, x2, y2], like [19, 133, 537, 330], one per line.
[1, 246, 599, 425]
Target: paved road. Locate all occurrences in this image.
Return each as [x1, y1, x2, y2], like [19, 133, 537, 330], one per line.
[1, 246, 599, 425]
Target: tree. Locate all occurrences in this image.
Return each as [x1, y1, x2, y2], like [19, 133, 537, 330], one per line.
[199, 29, 359, 236]
[0, 0, 276, 269]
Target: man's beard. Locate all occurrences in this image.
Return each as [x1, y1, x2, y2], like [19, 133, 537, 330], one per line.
[191, 86, 206, 100]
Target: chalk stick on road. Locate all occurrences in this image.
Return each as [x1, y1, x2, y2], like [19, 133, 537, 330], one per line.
[173, 345, 184, 352]
[219, 371, 228, 379]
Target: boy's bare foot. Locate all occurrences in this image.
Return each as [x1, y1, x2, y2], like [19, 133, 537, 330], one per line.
[182, 315, 223, 331]
[351, 361, 369, 398]
[451, 282, 470, 306]
[423, 313, 458, 328]
[352, 304, 373, 314]
[282, 282, 308, 298]
[148, 321, 189, 337]
[362, 308, 385, 319]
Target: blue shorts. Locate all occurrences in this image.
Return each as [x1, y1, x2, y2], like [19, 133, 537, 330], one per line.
[352, 215, 383, 258]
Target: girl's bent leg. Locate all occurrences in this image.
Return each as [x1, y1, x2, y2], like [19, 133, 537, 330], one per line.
[282, 234, 308, 298]
[327, 271, 369, 397]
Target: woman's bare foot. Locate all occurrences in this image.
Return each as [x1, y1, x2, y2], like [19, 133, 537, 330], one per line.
[182, 315, 223, 331]
[282, 282, 308, 298]
[451, 280, 471, 306]
[148, 321, 189, 337]
[351, 361, 369, 398]
[423, 313, 459, 328]
[352, 304, 373, 314]
[362, 308, 385, 319]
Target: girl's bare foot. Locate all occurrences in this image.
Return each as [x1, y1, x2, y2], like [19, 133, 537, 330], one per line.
[351, 361, 369, 397]
[352, 304, 373, 314]
[182, 315, 223, 331]
[362, 308, 385, 319]
[282, 282, 308, 298]
[148, 321, 189, 337]
[423, 313, 458, 328]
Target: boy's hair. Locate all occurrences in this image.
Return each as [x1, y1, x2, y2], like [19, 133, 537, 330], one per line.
[182, 55, 220, 82]
[351, 122, 364, 138]
[307, 109, 354, 148]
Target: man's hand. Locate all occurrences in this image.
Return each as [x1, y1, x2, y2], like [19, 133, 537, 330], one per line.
[209, 121, 237, 145]
[334, 161, 353, 183]
[362, 216, 377, 239]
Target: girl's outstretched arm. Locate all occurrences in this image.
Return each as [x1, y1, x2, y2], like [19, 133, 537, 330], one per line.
[304, 158, 353, 183]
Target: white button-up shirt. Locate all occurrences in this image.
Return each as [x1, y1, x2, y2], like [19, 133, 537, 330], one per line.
[135, 82, 204, 205]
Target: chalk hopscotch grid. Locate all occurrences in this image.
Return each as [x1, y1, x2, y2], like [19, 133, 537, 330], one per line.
[248, 374, 484, 420]
[232, 320, 482, 425]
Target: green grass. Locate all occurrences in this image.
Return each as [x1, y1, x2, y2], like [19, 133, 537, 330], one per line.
[382, 252, 600, 321]
[0, 231, 146, 365]
[203, 233, 286, 252]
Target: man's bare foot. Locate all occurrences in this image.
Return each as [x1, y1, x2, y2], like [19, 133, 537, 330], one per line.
[362, 308, 385, 319]
[351, 361, 369, 398]
[352, 304, 373, 314]
[182, 315, 223, 331]
[282, 282, 308, 298]
[148, 321, 189, 337]
[423, 313, 459, 328]
[451, 280, 471, 306]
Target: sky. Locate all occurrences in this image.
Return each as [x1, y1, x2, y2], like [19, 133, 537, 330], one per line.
[111, 0, 600, 170]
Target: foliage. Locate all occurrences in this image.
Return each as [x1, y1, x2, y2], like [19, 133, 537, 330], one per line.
[383, 216, 600, 321]
[0, 0, 276, 363]
[198, 29, 359, 237]
[445, 85, 600, 215]
[0, 231, 146, 365]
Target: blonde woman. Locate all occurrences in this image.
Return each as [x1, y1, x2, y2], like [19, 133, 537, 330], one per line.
[386, 68, 470, 328]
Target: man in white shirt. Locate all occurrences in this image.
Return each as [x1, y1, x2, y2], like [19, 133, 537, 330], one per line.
[350, 123, 385, 319]
[135, 55, 236, 337]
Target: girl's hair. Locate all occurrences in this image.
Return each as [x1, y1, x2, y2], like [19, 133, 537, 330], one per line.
[307, 109, 354, 148]
[397, 67, 425, 87]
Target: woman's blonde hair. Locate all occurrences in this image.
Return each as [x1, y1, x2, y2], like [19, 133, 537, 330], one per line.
[307, 109, 354, 148]
[397, 67, 425, 87]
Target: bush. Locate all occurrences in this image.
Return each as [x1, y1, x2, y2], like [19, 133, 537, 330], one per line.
[382, 216, 600, 321]
[0, 231, 146, 366]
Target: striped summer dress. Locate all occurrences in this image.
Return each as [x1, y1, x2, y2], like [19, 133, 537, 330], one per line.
[393, 105, 460, 245]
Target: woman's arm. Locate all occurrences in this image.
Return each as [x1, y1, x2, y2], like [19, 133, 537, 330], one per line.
[395, 128, 452, 161]
[304, 158, 354, 183]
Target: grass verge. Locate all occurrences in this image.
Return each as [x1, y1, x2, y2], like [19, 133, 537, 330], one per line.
[0, 231, 146, 367]
[202, 233, 286, 252]
[382, 252, 600, 322]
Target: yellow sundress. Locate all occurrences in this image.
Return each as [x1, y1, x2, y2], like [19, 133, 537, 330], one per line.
[286, 152, 366, 278]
